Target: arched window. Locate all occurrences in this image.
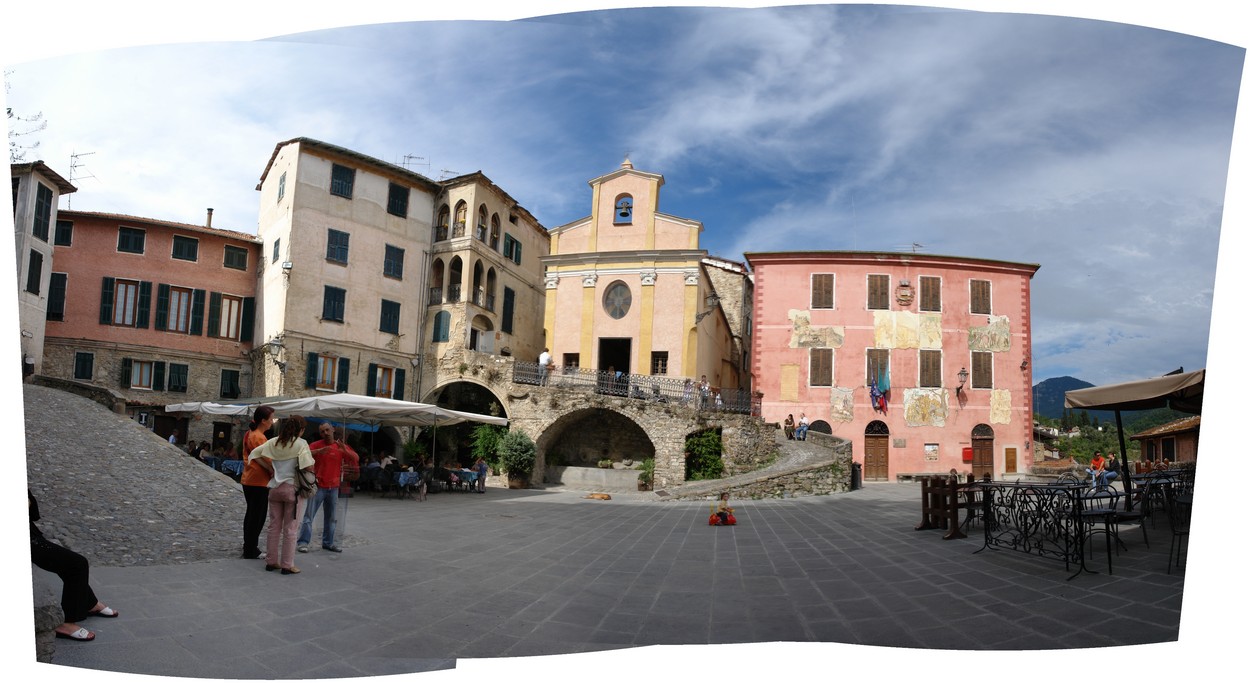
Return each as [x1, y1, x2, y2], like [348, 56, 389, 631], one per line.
[432, 311, 451, 342]
[472, 260, 485, 307]
[434, 205, 450, 241]
[486, 267, 498, 312]
[476, 205, 488, 242]
[429, 258, 445, 304]
[614, 194, 633, 224]
[448, 256, 463, 303]
[490, 214, 501, 250]
[453, 201, 468, 237]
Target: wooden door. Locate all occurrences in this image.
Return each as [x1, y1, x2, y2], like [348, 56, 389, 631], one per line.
[864, 435, 889, 481]
[972, 438, 994, 479]
[1005, 447, 1017, 474]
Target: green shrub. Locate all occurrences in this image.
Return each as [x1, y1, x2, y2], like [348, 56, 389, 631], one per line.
[685, 429, 724, 481]
[497, 429, 536, 479]
[638, 458, 655, 485]
[471, 424, 506, 470]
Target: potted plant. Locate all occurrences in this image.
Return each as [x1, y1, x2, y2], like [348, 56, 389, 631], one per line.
[597, 458, 613, 469]
[638, 458, 654, 491]
[497, 429, 536, 489]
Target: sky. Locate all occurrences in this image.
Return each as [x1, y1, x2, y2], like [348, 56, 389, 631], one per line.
[3, 2, 1245, 681]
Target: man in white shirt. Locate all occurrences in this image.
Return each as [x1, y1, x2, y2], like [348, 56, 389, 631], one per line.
[537, 348, 552, 385]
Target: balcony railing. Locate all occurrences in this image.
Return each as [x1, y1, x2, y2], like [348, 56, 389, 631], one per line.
[433, 226, 449, 242]
[448, 283, 462, 303]
[511, 361, 760, 416]
[476, 224, 488, 242]
[428, 287, 443, 305]
[484, 293, 496, 312]
[452, 221, 466, 238]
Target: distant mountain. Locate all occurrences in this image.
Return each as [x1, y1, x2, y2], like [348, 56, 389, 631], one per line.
[1032, 376, 1098, 421]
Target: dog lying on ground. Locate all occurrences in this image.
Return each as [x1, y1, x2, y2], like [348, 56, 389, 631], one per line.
[583, 493, 612, 500]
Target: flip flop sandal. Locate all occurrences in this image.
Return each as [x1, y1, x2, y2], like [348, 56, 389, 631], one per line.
[89, 606, 119, 618]
[56, 627, 95, 641]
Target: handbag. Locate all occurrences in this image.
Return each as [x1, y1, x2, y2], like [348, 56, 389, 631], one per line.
[295, 468, 318, 499]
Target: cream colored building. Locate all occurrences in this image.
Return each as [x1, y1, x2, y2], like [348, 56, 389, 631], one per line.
[11, 161, 76, 376]
[543, 160, 747, 392]
[253, 138, 439, 400]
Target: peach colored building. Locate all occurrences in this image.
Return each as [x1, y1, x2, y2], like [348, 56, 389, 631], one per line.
[745, 251, 1040, 480]
[42, 209, 261, 444]
[543, 160, 747, 392]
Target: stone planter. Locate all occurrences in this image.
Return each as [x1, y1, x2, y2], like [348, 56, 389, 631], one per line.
[507, 474, 530, 489]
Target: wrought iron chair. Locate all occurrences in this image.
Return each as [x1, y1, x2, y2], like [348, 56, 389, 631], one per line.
[1163, 484, 1192, 574]
[1077, 488, 1121, 574]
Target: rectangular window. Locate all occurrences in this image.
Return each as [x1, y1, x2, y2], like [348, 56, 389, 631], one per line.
[131, 360, 154, 389]
[168, 363, 189, 393]
[387, 183, 409, 217]
[223, 245, 248, 271]
[272, 238, 281, 264]
[112, 279, 140, 325]
[383, 244, 404, 279]
[316, 356, 339, 390]
[25, 250, 43, 294]
[54, 219, 73, 246]
[73, 352, 94, 380]
[379, 299, 401, 334]
[32, 183, 53, 241]
[867, 274, 890, 310]
[501, 287, 515, 334]
[164, 287, 192, 332]
[971, 351, 993, 389]
[326, 229, 350, 263]
[970, 279, 992, 315]
[919, 349, 942, 388]
[563, 353, 580, 369]
[277, 171, 286, 203]
[651, 351, 670, 375]
[503, 234, 522, 264]
[117, 227, 146, 254]
[211, 294, 243, 339]
[374, 365, 394, 398]
[330, 164, 355, 198]
[220, 369, 241, 399]
[810, 348, 833, 387]
[866, 348, 890, 386]
[919, 276, 941, 312]
[172, 235, 199, 261]
[811, 273, 834, 309]
[322, 286, 346, 322]
[47, 273, 67, 321]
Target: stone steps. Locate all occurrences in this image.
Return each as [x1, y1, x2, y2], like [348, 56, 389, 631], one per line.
[654, 426, 841, 500]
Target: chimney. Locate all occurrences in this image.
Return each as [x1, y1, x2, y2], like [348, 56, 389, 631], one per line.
[206, 208, 214, 228]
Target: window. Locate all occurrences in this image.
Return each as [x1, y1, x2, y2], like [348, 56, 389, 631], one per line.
[810, 348, 833, 387]
[614, 194, 633, 224]
[32, 183, 53, 241]
[276, 172, 286, 203]
[919, 349, 942, 388]
[306, 354, 349, 392]
[25, 250, 43, 294]
[209, 293, 243, 339]
[54, 219, 73, 246]
[223, 245, 248, 270]
[172, 235, 199, 261]
[490, 215, 500, 250]
[651, 351, 670, 375]
[100, 278, 152, 328]
[970, 279, 992, 315]
[367, 363, 405, 399]
[811, 273, 834, 309]
[502, 234, 522, 265]
[866, 349, 890, 386]
[432, 311, 451, 342]
[563, 353, 580, 368]
[971, 351, 993, 389]
[326, 229, 349, 263]
[387, 182, 409, 217]
[162, 285, 194, 333]
[919, 276, 941, 312]
[379, 299, 401, 334]
[73, 352, 94, 380]
[603, 281, 631, 319]
[476, 205, 488, 242]
[384, 244, 404, 279]
[220, 369, 241, 399]
[118, 227, 146, 254]
[867, 274, 890, 310]
[168, 363, 189, 393]
[128, 360, 154, 389]
[501, 287, 515, 334]
[47, 273, 67, 321]
[330, 164, 355, 198]
[110, 279, 138, 325]
[272, 238, 281, 264]
[322, 286, 346, 322]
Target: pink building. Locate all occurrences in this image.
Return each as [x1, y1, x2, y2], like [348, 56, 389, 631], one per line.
[43, 210, 262, 445]
[745, 251, 1040, 480]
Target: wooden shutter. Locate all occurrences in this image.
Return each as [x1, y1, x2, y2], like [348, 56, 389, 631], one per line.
[811, 274, 833, 309]
[366, 363, 378, 396]
[809, 348, 832, 386]
[305, 353, 319, 389]
[970, 280, 991, 315]
[394, 368, 406, 401]
[336, 358, 350, 392]
[155, 284, 170, 330]
[46, 273, 67, 321]
[120, 358, 132, 388]
[153, 361, 166, 391]
[502, 288, 515, 333]
[920, 276, 941, 312]
[99, 277, 115, 324]
[868, 274, 889, 310]
[972, 351, 993, 388]
[136, 281, 152, 328]
[240, 297, 255, 343]
[189, 289, 206, 335]
[207, 292, 223, 337]
[920, 350, 941, 387]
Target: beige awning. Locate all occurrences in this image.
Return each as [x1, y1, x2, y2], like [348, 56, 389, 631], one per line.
[1064, 369, 1204, 414]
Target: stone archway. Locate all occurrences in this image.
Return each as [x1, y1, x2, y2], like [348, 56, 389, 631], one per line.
[420, 380, 509, 468]
[535, 407, 656, 490]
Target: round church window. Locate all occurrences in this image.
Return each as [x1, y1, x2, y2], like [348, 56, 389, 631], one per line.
[603, 281, 632, 319]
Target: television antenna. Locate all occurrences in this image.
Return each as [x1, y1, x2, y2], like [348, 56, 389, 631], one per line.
[67, 150, 96, 209]
[438, 168, 460, 181]
[400, 154, 430, 175]
[894, 242, 925, 253]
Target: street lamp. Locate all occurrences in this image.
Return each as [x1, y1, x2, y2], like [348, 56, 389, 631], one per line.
[956, 367, 969, 397]
[694, 292, 721, 324]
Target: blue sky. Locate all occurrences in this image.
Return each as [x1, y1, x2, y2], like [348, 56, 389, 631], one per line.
[2, 2, 1245, 679]
[3, 4, 1241, 389]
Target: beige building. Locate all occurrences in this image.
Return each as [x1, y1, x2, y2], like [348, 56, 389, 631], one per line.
[253, 138, 440, 401]
[543, 159, 748, 394]
[11, 161, 76, 376]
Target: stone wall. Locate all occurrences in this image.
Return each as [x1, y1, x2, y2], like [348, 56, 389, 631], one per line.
[29, 375, 126, 413]
[41, 341, 256, 407]
[32, 567, 63, 663]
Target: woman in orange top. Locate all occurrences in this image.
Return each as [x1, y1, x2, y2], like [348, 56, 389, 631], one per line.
[240, 405, 276, 559]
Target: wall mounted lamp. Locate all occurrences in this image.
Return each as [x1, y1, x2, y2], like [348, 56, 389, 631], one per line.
[694, 291, 721, 324]
[955, 367, 969, 397]
[264, 338, 287, 373]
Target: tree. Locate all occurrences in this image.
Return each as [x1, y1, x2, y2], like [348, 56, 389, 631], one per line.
[684, 429, 724, 481]
[497, 429, 536, 481]
[470, 423, 506, 470]
[5, 71, 46, 162]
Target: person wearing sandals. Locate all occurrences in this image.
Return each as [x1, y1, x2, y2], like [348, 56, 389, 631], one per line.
[240, 406, 276, 559]
[28, 491, 119, 641]
[248, 416, 315, 575]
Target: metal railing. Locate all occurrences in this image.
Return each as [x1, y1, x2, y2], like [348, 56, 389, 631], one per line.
[433, 226, 449, 242]
[448, 283, 462, 303]
[452, 221, 466, 238]
[428, 287, 443, 305]
[511, 361, 760, 415]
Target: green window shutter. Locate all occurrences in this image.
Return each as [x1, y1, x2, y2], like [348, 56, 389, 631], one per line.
[136, 281, 152, 328]
[305, 353, 319, 389]
[207, 292, 223, 337]
[240, 297, 255, 343]
[155, 284, 170, 331]
[153, 361, 166, 391]
[394, 368, 406, 401]
[336, 358, 350, 393]
[189, 289, 206, 335]
[120, 358, 132, 388]
[99, 277, 115, 324]
[502, 288, 515, 334]
[514, 241, 522, 265]
[46, 273, 67, 321]
[366, 363, 377, 396]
